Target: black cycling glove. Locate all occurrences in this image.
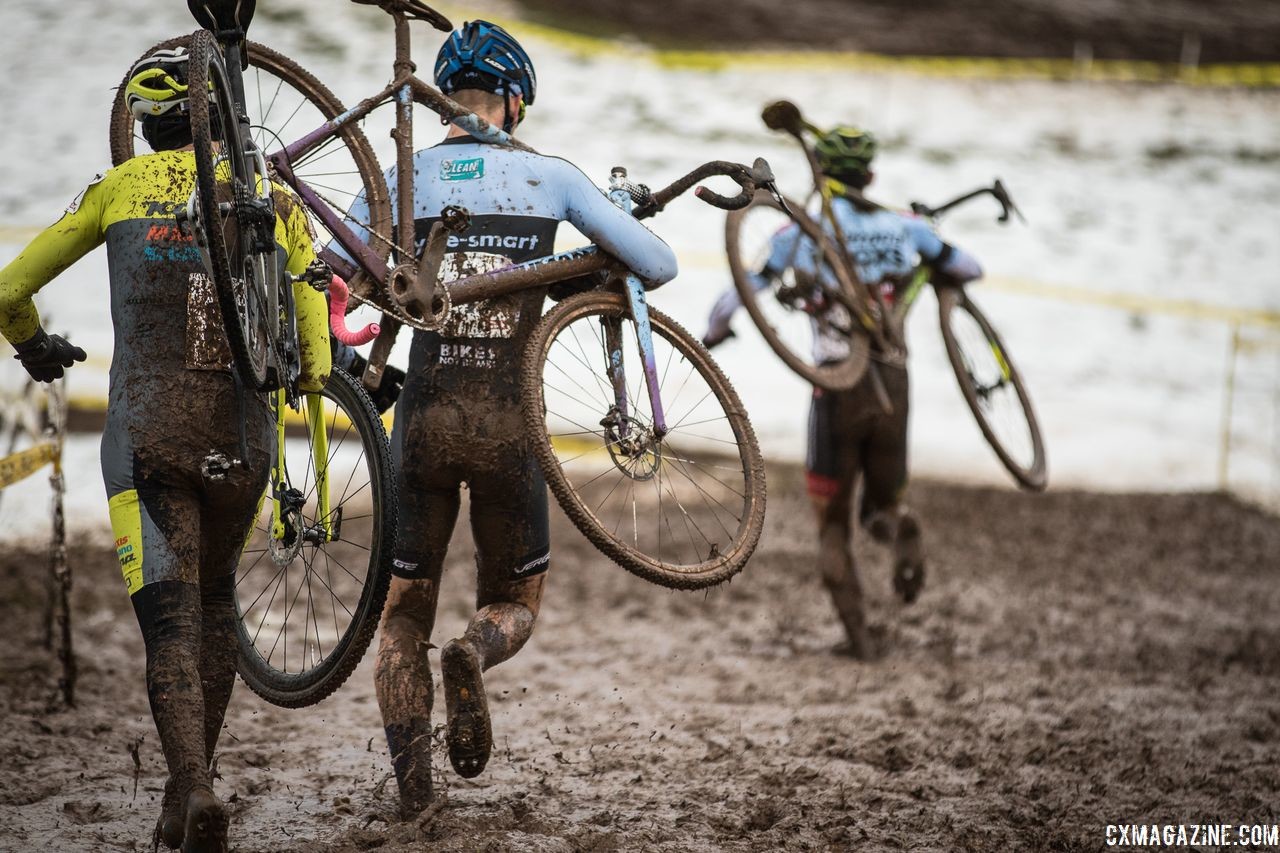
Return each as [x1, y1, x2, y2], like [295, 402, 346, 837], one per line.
[13, 328, 86, 383]
[332, 340, 404, 414]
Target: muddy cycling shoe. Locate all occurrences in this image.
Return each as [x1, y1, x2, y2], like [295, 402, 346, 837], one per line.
[892, 514, 926, 604]
[181, 786, 228, 853]
[154, 778, 185, 849]
[442, 639, 492, 779]
[863, 509, 898, 545]
[385, 717, 434, 818]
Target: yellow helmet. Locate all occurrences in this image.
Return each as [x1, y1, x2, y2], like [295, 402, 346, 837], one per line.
[125, 48, 191, 119]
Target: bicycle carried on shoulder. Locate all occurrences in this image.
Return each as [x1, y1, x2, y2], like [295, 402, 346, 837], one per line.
[111, 0, 772, 704]
[724, 100, 1047, 491]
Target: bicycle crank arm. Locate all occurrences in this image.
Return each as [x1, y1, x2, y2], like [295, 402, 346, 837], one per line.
[361, 313, 400, 391]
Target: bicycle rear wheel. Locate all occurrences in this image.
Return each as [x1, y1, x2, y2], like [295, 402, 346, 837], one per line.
[725, 192, 870, 391]
[186, 29, 276, 389]
[110, 36, 393, 298]
[235, 367, 397, 707]
[937, 287, 1047, 491]
[522, 291, 767, 590]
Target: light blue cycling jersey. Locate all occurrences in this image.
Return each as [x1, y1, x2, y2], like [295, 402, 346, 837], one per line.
[335, 136, 675, 394]
[335, 137, 677, 395]
[706, 195, 981, 361]
[337, 138, 677, 284]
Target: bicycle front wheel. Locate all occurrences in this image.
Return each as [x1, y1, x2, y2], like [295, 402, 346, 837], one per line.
[725, 192, 870, 391]
[235, 367, 397, 707]
[937, 287, 1047, 491]
[522, 291, 767, 590]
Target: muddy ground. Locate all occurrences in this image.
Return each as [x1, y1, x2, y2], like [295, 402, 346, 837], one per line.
[508, 0, 1280, 63]
[1, 469, 1278, 852]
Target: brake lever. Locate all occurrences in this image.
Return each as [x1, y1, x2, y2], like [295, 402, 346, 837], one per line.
[750, 157, 792, 215]
[992, 179, 1027, 225]
[909, 201, 936, 219]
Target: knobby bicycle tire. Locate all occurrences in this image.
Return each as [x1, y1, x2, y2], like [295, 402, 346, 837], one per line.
[235, 366, 397, 707]
[521, 290, 767, 590]
[187, 29, 274, 389]
[937, 286, 1048, 491]
[109, 36, 393, 300]
[725, 192, 870, 391]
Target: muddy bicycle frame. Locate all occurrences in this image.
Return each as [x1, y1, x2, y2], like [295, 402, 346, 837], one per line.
[239, 3, 770, 441]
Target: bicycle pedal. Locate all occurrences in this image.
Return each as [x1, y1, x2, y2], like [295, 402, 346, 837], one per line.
[200, 451, 241, 482]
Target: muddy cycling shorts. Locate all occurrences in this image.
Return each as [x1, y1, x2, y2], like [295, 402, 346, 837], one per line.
[102, 388, 271, 601]
[805, 363, 910, 521]
[389, 403, 550, 586]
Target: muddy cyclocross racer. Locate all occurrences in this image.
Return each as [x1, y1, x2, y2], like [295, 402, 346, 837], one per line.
[705, 126, 982, 659]
[0, 46, 332, 852]
[333, 20, 678, 815]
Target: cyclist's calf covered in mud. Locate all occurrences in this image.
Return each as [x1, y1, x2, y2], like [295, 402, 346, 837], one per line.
[705, 125, 981, 659]
[333, 20, 676, 815]
[0, 47, 330, 852]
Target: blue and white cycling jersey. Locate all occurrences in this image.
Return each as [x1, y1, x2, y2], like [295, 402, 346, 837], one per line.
[336, 136, 677, 396]
[707, 196, 981, 363]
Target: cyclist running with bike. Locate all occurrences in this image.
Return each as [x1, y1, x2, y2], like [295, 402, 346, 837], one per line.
[704, 126, 982, 659]
[0, 47, 331, 852]
[335, 20, 677, 816]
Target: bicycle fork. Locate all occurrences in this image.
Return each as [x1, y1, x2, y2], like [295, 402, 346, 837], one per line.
[269, 392, 337, 544]
[600, 273, 669, 439]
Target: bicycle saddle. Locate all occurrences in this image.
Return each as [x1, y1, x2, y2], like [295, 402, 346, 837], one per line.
[349, 0, 452, 31]
[188, 0, 256, 35]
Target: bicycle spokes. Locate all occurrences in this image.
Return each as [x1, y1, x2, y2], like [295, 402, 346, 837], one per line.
[539, 304, 753, 569]
[237, 390, 378, 676]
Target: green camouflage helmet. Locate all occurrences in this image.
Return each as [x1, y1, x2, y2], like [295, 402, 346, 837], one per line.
[814, 126, 877, 182]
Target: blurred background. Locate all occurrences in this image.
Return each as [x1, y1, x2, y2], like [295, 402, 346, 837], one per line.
[2, 0, 1278, 537]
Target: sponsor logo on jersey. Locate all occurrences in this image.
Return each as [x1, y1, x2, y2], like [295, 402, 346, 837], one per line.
[444, 233, 540, 252]
[440, 157, 485, 181]
[64, 173, 106, 215]
[438, 341, 501, 367]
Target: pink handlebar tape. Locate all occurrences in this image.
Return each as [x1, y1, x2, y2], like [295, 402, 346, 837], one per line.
[328, 276, 380, 346]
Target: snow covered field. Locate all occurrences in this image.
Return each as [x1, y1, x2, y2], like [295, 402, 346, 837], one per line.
[2, 0, 1278, 539]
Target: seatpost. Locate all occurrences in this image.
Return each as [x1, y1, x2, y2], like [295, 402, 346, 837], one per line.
[220, 35, 249, 121]
[391, 12, 417, 266]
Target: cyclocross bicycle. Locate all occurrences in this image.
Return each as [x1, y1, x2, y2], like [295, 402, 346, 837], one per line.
[724, 99, 1047, 492]
[110, 0, 771, 703]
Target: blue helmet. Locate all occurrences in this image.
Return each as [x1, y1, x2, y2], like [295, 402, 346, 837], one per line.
[434, 20, 537, 106]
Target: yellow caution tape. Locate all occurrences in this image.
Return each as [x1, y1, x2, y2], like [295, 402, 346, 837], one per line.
[0, 442, 59, 489]
[0, 225, 42, 244]
[982, 276, 1280, 330]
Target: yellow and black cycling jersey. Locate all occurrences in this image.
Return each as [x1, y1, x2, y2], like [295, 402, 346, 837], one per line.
[0, 149, 330, 391]
[0, 150, 331, 599]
